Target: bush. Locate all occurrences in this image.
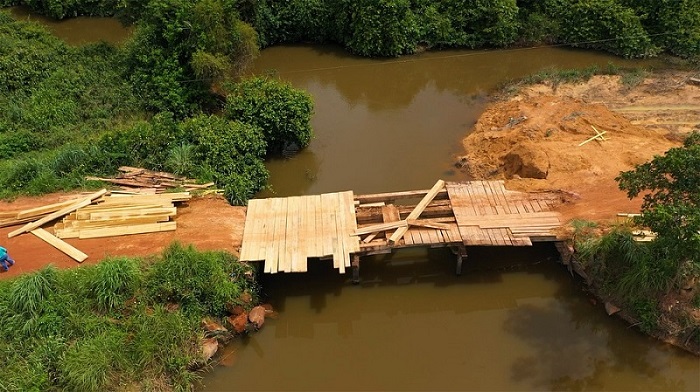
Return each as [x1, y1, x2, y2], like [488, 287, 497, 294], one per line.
[0, 244, 257, 391]
[344, 0, 418, 56]
[555, 0, 656, 57]
[145, 242, 249, 316]
[226, 76, 314, 155]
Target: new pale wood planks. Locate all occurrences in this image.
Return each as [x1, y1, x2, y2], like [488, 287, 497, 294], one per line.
[31, 228, 88, 262]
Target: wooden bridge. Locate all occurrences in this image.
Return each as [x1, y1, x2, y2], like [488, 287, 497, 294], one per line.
[239, 180, 566, 278]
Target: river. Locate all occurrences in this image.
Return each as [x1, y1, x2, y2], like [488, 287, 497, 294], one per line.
[5, 10, 699, 391]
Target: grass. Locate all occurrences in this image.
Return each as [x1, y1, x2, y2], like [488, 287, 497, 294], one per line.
[0, 242, 257, 392]
[573, 224, 682, 334]
[498, 63, 660, 97]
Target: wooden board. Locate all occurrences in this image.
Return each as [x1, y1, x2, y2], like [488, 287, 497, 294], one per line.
[77, 222, 176, 239]
[31, 228, 88, 262]
[16, 197, 85, 219]
[389, 180, 445, 245]
[8, 189, 107, 238]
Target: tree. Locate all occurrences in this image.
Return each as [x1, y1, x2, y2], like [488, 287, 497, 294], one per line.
[123, 0, 259, 116]
[616, 131, 700, 265]
[225, 76, 314, 155]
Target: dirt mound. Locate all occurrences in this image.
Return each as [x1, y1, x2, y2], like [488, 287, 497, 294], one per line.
[459, 72, 699, 223]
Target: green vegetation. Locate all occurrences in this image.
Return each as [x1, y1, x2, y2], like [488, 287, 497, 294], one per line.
[0, 242, 256, 391]
[574, 132, 700, 338]
[234, 0, 699, 58]
[0, 6, 313, 203]
[7, 0, 700, 58]
[225, 76, 314, 155]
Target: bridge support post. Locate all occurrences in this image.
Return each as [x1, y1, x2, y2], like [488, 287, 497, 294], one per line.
[452, 246, 467, 275]
[351, 254, 361, 285]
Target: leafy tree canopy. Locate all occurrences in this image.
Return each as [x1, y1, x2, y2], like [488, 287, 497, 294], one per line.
[225, 76, 314, 155]
[616, 131, 700, 264]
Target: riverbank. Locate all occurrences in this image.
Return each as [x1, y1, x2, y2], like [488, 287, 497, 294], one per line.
[456, 69, 700, 355]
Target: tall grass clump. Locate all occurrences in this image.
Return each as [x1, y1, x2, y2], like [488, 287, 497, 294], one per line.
[145, 242, 251, 316]
[574, 225, 678, 332]
[88, 257, 142, 313]
[0, 243, 257, 391]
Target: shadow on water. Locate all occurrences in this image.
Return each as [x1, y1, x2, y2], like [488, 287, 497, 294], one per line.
[503, 268, 698, 391]
[260, 243, 562, 322]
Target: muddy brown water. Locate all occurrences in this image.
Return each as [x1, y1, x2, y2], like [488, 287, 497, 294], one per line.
[7, 6, 131, 45]
[204, 46, 698, 390]
[5, 13, 698, 390]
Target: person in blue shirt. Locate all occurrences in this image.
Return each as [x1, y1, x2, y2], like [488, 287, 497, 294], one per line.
[0, 246, 14, 272]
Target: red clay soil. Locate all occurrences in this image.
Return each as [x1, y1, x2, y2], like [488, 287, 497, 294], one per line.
[458, 71, 700, 226]
[0, 194, 246, 280]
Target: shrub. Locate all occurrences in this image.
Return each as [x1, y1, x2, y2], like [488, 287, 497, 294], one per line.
[344, 0, 419, 56]
[555, 0, 656, 58]
[226, 76, 314, 155]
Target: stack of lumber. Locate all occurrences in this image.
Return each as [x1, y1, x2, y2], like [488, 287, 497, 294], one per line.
[53, 192, 190, 240]
[86, 166, 215, 193]
[3, 189, 190, 263]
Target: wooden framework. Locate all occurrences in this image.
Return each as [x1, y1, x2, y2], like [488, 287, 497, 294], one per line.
[238, 180, 565, 274]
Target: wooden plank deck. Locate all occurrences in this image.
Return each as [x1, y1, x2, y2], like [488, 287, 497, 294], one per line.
[239, 191, 359, 273]
[238, 181, 564, 273]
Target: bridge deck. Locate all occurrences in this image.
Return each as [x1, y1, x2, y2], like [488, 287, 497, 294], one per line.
[239, 180, 564, 273]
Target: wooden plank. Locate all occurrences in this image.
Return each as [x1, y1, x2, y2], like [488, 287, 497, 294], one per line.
[335, 192, 349, 273]
[16, 197, 85, 219]
[9, 189, 107, 238]
[327, 194, 344, 271]
[78, 222, 176, 239]
[355, 189, 449, 204]
[265, 198, 287, 274]
[312, 195, 324, 258]
[0, 215, 42, 228]
[76, 203, 172, 215]
[389, 180, 445, 245]
[31, 228, 88, 262]
[62, 215, 171, 229]
[87, 207, 177, 220]
[255, 199, 272, 261]
[320, 193, 336, 258]
[286, 196, 301, 273]
[246, 199, 265, 262]
[355, 221, 407, 236]
[342, 191, 357, 265]
[297, 196, 309, 272]
[406, 219, 451, 230]
[239, 201, 256, 261]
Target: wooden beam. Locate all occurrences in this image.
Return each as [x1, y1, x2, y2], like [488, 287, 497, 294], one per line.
[354, 188, 449, 204]
[78, 222, 176, 239]
[355, 220, 407, 236]
[16, 197, 85, 219]
[389, 180, 445, 245]
[406, 219, 451, 230]
[8, 189, 107, 238]
[578, 131, 606, 147]
[31, 228, 88, 263]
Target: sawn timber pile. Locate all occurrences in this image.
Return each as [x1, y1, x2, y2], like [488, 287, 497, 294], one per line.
[86, 166, 215, 193]
[53, 192, 190, 240]
[2, 189, 191, 262]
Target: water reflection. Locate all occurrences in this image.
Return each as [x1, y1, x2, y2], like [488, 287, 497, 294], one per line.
[504, 279, 697, 391]
[253, 45, 661, 197]
[202, 244, 699, 391]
